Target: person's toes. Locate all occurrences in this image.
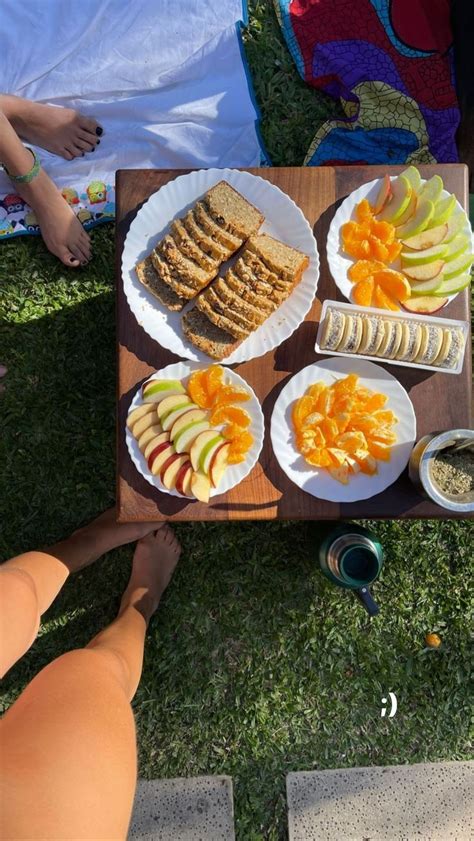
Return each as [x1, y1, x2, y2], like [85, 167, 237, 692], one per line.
[80, 117, 100, 136]
[77, 131, 98, 149]
[60, 248, 80, 267]
[62, 148, 75, 161]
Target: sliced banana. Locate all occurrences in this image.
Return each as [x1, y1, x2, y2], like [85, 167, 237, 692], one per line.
[337, 314, 363, 353]
[396, 322, 423, 363]
[437, 327, 464, 369]
[415, 324, 444, 365]
[359, 315, 384, 355]
[320, 309, 345, 350]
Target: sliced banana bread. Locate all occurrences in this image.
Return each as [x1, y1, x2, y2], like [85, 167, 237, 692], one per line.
[135, 256, 186, 312]
[204, 181, 264, 240]
[182, 308, 239, 360]
[183, 234, 310, 359]
[170, 219, 218, 273]
[150, 251, 198, 300]
[137, 180, 264, 311]
[246, 233, 309, 283]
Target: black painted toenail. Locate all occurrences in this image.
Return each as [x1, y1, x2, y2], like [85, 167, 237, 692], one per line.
[96, 126, 103, 136]
[96, 139, 100, 145]
[90, 147, 95, 152]
[70, 257, 76, 263]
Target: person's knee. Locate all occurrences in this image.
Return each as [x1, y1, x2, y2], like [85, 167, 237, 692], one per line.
[0, 568, 40, 677]
[47, 646, 132, 698]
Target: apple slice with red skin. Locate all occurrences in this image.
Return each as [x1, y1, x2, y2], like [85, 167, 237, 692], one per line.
[191, 471, 211, 503]
[372, 174, 391, 214]
[175, 460, 193, 496]
[144, 431, 171, 461]
[138, 424, 164, 453]
[209, 442, 231, 488]
[147, 441, 175, 475]
[403, 260, 445, 281]
[402, 296, 448, 314]
[160, 453, 190, 490]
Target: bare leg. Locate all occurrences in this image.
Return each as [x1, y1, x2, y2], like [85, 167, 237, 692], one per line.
[0, 527, 181, 841]
[0, 94, 101, 160]
[0, 108, 90, 266]
[0, 509, 166, 677]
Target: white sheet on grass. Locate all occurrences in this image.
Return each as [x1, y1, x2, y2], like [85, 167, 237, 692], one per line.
[0, 0, 262, 235]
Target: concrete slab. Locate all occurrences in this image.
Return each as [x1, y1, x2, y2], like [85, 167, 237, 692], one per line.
[129, 776, 235, 841]
[287, 761, 474, 840]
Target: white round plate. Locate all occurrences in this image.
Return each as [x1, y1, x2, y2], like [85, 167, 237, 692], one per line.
[327, 176, 473, 309]
[126, 361, 264, 500]
[122, 168, 319, 364]
[270, 357, 416, 503]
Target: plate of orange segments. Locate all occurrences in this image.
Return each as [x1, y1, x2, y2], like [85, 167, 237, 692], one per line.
[270, 357, 416, 503]
[126, 362, 264, 501]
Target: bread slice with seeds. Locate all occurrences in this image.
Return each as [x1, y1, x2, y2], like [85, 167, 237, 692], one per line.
[182, 210, 232, 262]
[225, 269, 276, 315]
[211, 276, 267, 328]
[194, 201, 243, 252]
[150, 250, 198, 300]
[182, 308, 239, 360]
[135, 256, 186, 312]
[245, 233, 309, 283]
[196, 293, 251, 340]
[157, 235, 216, 290]
[170, 219, 218, 273]
[204, 181, 264, 240]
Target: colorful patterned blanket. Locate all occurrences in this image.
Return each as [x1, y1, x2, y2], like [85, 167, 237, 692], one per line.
[275, 0, 459, 166]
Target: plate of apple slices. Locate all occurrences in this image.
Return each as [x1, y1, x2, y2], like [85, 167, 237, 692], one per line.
[327, 165, 473, 315]
[125, 362, 264, 503]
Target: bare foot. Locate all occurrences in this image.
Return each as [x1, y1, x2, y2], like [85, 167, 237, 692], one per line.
[1, 96, 102, 160]
[120, 526, 182, 623]
[15, 168, 91, 266]
[48, 508, 167, 574]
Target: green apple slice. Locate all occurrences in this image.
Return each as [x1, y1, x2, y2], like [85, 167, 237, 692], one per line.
[395, 199, 434, 239]
[157, 394, 193, 422]
[394, 189, 417, 227]
[430, 194, 457, 227]
[443, 252, 474, 280]
[436, 273, 472, 295]
[174, 420, 211, 453]
[403, 260, 444, 281]
[377, 175, 411, 222]
[401, 242, 448, 266]
[162, 403, 199, 431]
[419, 174, 443, 204]
[142, 379, 186, 403]
[200, 435, 226, 474]
[442, 234, 470, 263]
[400, 223, 448, 251]
[410, 274, 445, 296]
[400, 165, 421, 191]
[442, 211, 467, 242]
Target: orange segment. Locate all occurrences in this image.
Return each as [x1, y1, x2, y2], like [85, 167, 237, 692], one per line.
[366, 439, 392, 461]
[373, 409, 397, 425]
[348, 259, 385, 283]
[363, 393, 388, 412]
[353, 276, 374, 307]
[305, 448, 332, 468]
[187, 370, 211, 408]
[371, 220, 394, 243]
[292, 395, 317, 428]
[204, 365, 224, 400]
[212, 385, 251, 407]
[307, 382, 327, 400]
[227, 431, 253, 463]
[386, 240, 402, 262]
[317, 388, 335, 417]
[369, 238, 390, 261]
[356, 199, 373, 223]
[372, 285, 400, 311]
[373, 269, 411, 302]
[210, 405, 251, 428]
[332, 374, 359, 396]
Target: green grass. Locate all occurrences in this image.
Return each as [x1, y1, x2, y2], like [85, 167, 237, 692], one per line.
[0, 3, 472, 839]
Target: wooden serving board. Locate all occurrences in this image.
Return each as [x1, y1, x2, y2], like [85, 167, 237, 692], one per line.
[116, 165, 472, 521]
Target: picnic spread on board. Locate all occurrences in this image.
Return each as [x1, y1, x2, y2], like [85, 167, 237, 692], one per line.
[116, 165, 472, 521]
